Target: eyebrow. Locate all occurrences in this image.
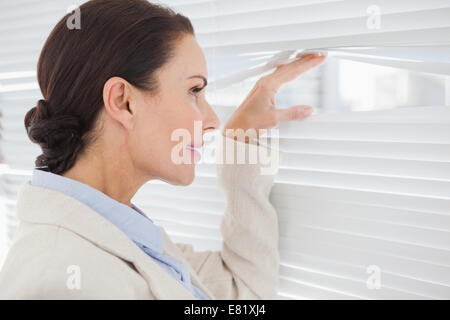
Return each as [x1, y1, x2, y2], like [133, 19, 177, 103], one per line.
[188, 75, 208, 87]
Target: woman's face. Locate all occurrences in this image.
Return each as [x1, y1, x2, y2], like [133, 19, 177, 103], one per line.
[129, 34, 220, 186]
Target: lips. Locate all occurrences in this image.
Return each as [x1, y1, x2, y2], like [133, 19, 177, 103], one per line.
[187, 141, 204, 149]
[186, 141, 203, 163]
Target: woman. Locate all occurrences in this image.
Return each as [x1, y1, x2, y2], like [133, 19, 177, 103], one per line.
[0, 0, 325, 299]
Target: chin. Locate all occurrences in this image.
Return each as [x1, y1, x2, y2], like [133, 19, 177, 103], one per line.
[176, 175, 194, 186]
[171, 165, 195, 186]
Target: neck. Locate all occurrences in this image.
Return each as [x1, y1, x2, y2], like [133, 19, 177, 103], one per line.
[62, 145, 145, 207]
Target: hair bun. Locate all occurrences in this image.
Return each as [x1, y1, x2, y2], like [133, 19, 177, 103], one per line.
[36, 99, 51, 119]
[24, 100, 84, 174]
[24, 99, 51, 135]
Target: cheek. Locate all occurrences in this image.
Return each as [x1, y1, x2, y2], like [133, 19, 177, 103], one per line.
[166, 100, 201, 137]
[129, 96, 200, 184]
[132, 101, 198, 163]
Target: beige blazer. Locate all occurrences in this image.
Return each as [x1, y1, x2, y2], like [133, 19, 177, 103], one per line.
[0, 136, 280, 299]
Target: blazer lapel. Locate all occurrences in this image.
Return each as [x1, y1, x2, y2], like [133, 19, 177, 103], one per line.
[159, 228, 216, 299]
[15, 181, 197, 300]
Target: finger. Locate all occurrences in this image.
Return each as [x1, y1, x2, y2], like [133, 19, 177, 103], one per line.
[275, 105, 314, 124]
[269, 53, 326, 92]
[274, 53, 326, 83]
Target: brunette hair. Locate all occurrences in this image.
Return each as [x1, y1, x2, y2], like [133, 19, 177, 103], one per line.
[24, 0, 194, 174]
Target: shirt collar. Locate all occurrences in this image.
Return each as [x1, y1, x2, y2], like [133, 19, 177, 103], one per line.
[31, 168, 163, 254]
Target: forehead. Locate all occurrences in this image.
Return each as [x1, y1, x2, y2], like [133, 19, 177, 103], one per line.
[161, 34, 208, 81]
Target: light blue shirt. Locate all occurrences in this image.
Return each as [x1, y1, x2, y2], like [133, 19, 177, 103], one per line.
[31, 168, 210, 300]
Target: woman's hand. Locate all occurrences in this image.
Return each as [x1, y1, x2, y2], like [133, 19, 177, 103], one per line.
[223, 53, 327, 143]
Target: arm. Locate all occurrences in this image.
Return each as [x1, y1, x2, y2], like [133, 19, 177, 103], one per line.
[176, 134, 280, 300]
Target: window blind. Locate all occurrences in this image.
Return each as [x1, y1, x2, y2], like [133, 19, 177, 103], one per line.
[0, 0, 449, 299]
[153, 0, 450, 299]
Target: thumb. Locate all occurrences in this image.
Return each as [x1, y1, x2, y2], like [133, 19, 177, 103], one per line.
[275, 105, 314, 124]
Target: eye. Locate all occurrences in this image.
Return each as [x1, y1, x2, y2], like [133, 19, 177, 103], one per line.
[190, 86, 204, 97]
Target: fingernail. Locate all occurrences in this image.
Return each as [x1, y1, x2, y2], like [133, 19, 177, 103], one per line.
[296, 52, 314, 59]
[296, 51, 327, 59]
[304, 107, 314, 116]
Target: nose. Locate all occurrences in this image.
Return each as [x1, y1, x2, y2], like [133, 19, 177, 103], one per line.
[200, 100, 220, 134]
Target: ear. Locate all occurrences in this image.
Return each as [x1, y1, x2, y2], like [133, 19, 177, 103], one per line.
[103, 76, 134, 130]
